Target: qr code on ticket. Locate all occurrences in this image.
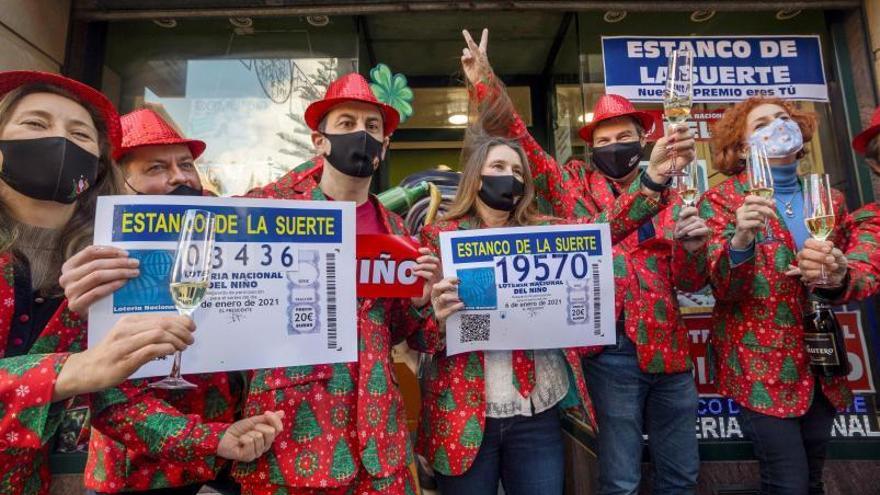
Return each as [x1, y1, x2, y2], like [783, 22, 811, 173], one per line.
[460, 313, 491, 343]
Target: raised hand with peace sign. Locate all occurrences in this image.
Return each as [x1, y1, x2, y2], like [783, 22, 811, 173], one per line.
[461, 28, 492, 86]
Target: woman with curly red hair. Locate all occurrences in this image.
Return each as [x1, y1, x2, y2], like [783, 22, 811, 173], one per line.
[700, 96, 853, 494]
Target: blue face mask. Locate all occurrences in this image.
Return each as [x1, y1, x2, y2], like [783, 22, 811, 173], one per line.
[748, 117, 804, 159]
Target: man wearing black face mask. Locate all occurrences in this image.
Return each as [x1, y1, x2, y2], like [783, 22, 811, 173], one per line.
[463, 29, 709, 495]
[240, 72, 440, 495]
[117, 107, 207, 197]
[60, 107, 279, 495]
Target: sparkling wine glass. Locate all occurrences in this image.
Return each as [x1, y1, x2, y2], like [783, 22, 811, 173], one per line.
[746, 144, 776, 244]
[672, 161, 703, 208]
[150, 209, 216, 390]
[663, 47, 694, 176]
[802, 173, 836, 287]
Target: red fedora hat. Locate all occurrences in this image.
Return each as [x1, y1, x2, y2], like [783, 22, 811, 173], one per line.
[118, 108, 206, 161]
[304, 73, 400, 136]
[0, 70, 122, 156]
[578, 94, 655, 146]
[853, 106, 880, 155]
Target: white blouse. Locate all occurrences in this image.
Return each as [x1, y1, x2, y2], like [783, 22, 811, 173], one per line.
[483, 349, 570, 418]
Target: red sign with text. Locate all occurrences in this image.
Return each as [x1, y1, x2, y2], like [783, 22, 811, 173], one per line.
[685, 310, 875, 395]
[356, 234, 424, 298]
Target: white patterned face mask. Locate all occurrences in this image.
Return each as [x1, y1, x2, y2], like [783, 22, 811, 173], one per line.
[748, 117, 804, 158]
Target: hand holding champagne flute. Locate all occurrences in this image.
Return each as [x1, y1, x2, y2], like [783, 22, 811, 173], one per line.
[151, 209, 217, 390]
[802, 173, 836, 286]
[745, 144, 777, 244]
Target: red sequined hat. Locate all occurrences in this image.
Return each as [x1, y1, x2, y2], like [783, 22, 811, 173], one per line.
[578, 94, 656, 146]
[0, 70, 122, 156]
[118, 108, 206, 161]
[853, 106, 880, 155]
[304, 73, 400, 136]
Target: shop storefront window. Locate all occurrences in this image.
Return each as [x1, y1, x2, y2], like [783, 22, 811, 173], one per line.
[102, 18, 359, 195]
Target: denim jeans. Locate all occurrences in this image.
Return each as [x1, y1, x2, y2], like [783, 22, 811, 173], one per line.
[739, 386, 836, 495]
[582, 335, 699, 495]
[435, 406, 565, 495]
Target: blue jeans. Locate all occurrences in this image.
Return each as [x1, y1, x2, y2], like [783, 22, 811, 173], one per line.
[434, 406, 564, 495]
[739, 386, 836, 495]
[583, 335, 699, 495]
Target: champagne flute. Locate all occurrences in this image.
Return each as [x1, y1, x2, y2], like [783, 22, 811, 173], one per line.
[150, 209, 216, 390]
[746, 144, 776, 244]
[672, 162, 703, 239]
[802, 173, 836, 287]
[673, 161, 702, 208]
[663, 47, 694, 176]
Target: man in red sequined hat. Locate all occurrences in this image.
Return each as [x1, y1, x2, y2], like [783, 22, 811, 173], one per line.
[116, 106, 207, 196]
[57, 105, 285, 495]
[460, 28, 707, 494]
[796, 105, 880, 300]
[240, 70, 440, 495]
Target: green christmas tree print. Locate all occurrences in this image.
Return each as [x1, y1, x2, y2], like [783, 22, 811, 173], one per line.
[779, 356, 799, 384]
[28, 334, 59, 354]
[330, 439, 356, 481]
[361, 437, 381, 473]
[636, 321, 649, 345]
[291, 401, 321, 442]
[433, 446, 451, 473]
[327, 365, 354, 395]
[203, 387, 229, 420]
[367, 361, 388, 396]
[267, 452, 287, 484]
[752, 273, 771, 297]
[464, 352, 483, 380]
[741, 331, 759, 346]
[646, 351, 665, 373]
[135, 413, 189, 455]
[150, 471, 169, 489]
[0, 355, 43, 376]
[749, 382, 773, 409]
[16, 405, 46, 437]
[774, 302, 796, 326]
[386, 400, 399, 434]
[437, 389, 456, 412]
[653, 300, 668, 323]
[459, 415, 483, 448]
[368, 306, 385, 324]
[727, 351, 743, 376]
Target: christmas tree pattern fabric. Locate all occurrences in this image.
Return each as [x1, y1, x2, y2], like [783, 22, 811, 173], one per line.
[700, 172, 853, 418]
[832, 202, 880, 301]
[471, 78, 671, 243]
[85, 371, 243, 492]
[416, 214, 596, 476]
[471, 78, 706, 373]
[235, 159, 432, 494]
[0, 253, 88, 495]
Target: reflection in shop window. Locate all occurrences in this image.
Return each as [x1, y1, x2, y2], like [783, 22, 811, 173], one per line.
[142, 58, 356, 196]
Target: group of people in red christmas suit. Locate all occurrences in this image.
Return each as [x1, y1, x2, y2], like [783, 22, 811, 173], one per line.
[0, 25, 879, 495]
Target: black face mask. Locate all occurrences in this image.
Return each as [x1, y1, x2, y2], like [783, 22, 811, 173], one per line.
[591, 140, 644, 180]
[126, 180, 203, 196]
[0, 137, 99, 204]
[323, 131, 384, 178]
[478, 175, 525, 212]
